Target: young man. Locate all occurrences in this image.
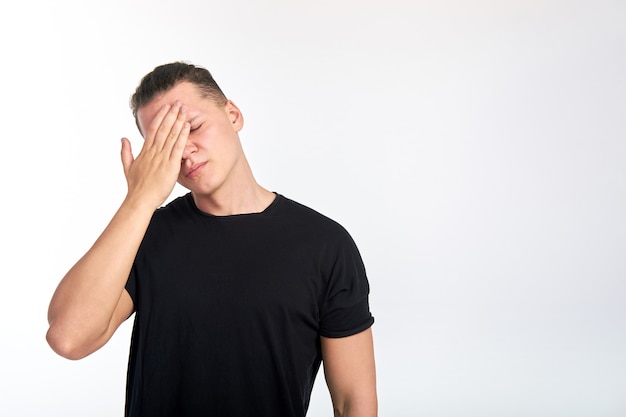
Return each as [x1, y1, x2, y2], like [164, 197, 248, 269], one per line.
[47, 62, 377, 417]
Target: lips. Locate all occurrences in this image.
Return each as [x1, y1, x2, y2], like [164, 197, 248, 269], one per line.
[184, 162, 207, 178]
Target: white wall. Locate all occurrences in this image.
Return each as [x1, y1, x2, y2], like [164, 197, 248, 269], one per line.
[1, 0, 625, 416]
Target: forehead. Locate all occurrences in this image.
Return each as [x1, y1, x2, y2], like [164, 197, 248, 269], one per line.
[136, 81, 208, 134]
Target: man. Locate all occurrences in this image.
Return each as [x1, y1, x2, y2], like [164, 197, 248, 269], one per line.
[47, 62, 377, 416]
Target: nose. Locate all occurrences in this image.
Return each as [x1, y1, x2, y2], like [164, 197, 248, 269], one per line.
[181, 140, 196, 161]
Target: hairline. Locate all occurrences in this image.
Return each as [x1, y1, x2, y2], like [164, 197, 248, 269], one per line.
[133, 81, 228, 135]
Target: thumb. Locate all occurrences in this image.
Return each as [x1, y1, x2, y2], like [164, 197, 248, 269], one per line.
[120, 137, 134, 174]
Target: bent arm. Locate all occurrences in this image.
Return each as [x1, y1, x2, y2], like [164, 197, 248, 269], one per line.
[47, 101, 190, 360]
[321, 327, 378, 417]
[46, 199, 153, 359]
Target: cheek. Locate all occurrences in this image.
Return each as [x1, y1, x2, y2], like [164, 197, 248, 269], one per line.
[176, 173, 188, 187]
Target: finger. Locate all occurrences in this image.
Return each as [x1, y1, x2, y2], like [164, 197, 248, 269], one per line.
[162, 104, 188, 153]
[144, 104, 172, 148]
[169, 122, 190, 161]
[120, 137, 134, 175]
[153, 102, 184, 151]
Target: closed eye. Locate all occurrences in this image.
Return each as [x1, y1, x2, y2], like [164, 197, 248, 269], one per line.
[190, 123, 203, 133]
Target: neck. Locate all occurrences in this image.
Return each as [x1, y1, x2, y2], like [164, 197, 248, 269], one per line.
[189, 152, 276, 215]
[192, 185, 275, 216]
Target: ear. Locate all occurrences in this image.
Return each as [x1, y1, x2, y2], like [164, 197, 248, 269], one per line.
[224, 100, 244, 132]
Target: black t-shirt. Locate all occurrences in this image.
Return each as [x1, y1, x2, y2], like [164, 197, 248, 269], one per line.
[125, 193, 374, 417]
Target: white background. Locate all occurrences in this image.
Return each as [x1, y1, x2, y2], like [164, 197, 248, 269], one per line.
[1, 0, 625, 416]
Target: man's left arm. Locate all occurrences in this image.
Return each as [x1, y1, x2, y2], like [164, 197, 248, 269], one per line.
[321, 327, 378, 417]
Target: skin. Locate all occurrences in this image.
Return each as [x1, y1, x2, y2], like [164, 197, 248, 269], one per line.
[322, 328, 378, 417]
[46, 81, 377, 416]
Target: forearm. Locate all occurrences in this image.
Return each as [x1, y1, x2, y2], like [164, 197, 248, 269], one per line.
[46, 195, 154, 358]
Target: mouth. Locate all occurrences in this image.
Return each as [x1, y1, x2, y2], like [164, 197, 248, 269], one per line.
[184, 162, 207, 178]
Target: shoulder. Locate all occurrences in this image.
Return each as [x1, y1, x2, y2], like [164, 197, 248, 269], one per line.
[151, 193, 194, 220]
[273, 194, 356, 245]
[160, 193, 193, 213]
[142, 194, 195, 238]
[275, 194, 343, 226]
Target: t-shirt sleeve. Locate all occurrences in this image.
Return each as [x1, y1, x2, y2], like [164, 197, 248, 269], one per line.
[124, 209, 158, 309]
[125, 265, 138, 308]
[318, 229, 374, 338]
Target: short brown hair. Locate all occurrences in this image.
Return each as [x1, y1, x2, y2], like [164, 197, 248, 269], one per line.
[130, 61, 227, 129]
